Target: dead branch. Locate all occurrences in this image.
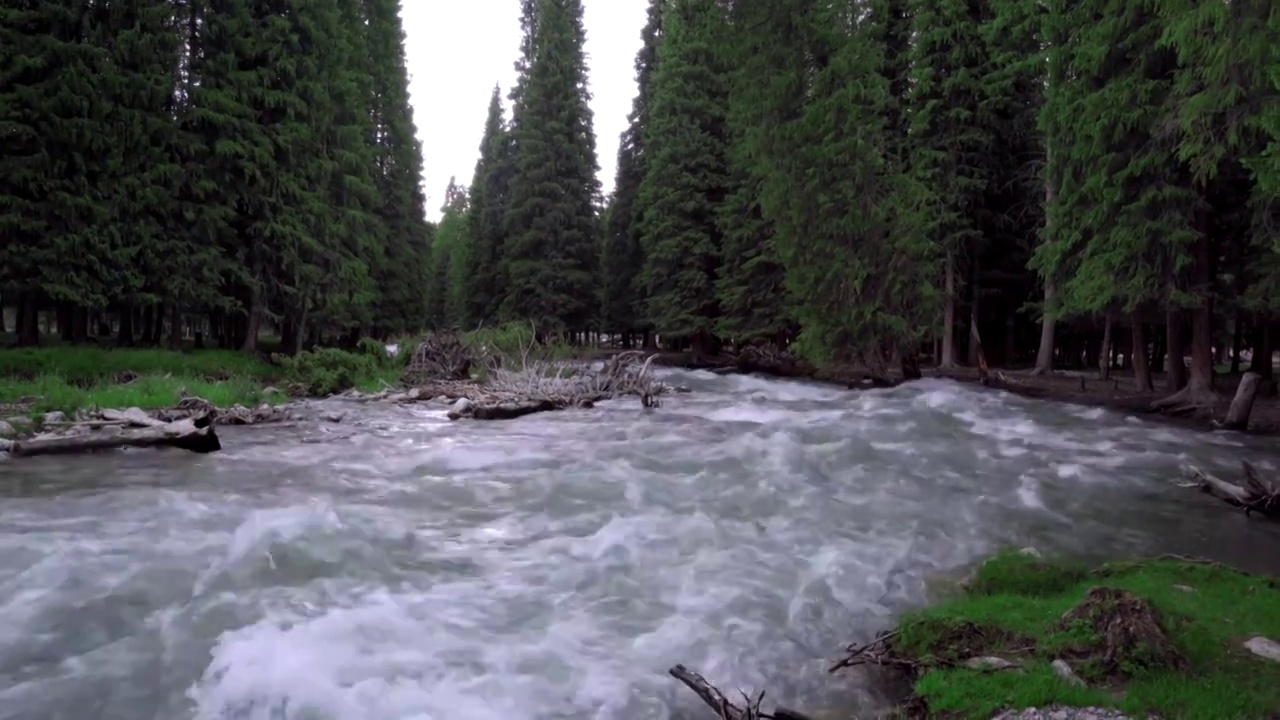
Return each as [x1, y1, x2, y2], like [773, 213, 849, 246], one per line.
[1173, 462, 1279, 519]
[828, 629, 916, 673]
[667, 665, 816, 720]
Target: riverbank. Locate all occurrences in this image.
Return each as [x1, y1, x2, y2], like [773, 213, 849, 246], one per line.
[879, 551, 1280, 718]
[673, 551, 1280, 719]
[643, 348, 1280, 436]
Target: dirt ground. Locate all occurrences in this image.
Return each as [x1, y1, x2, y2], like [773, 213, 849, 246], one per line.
[928, 365, 1280, 437]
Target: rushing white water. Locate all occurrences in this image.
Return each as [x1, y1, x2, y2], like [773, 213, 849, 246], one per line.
[1, 370, 1278, 720]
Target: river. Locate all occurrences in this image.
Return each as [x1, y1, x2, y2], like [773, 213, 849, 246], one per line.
[1, 370, 1278, 720]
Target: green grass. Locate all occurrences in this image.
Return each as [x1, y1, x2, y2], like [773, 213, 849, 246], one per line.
[0, 373, 288, 416]
[892, 551, 1280, 719]
[0, 343, 402, 416]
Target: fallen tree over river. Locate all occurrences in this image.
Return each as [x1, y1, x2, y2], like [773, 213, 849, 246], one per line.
[1174, 462, 1279, 519]
[6, 412, 220, 458]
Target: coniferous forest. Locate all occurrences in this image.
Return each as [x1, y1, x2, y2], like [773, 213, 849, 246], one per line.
[2, 0, 1277, 409]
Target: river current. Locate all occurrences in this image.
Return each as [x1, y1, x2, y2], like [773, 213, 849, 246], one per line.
[1, 370, 1277, 720]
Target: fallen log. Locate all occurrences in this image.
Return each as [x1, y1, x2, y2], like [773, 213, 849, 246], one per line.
[667, 664, 816, 720]
[1174, 462, 1279, 519]
[7, 414, 221, 458]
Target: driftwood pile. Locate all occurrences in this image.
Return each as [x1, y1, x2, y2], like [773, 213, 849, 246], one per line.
[402, 332, 473, 385]
[1175, 461, 1279, 519]
[388, 332, 668, 421]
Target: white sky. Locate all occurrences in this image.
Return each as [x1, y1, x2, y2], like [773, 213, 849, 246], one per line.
[401, 0, 649, 221]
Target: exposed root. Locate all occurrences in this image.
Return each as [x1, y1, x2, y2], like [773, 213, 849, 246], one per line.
[829, 629, 915, 673]
[1173, 462, 1280, 519]
[667, 665, 816, 720]
[1053, 587, 1186, 682]
[1151, 384, 1220, 416]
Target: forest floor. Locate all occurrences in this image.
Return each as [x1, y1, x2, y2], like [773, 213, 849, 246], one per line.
[847, 550, 1280, 719]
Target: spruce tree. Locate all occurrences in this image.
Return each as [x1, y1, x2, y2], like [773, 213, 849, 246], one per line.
[634, 0, 731, 356]
[713, 0, 789, 346]
[466, 86, 513, 324]
[601, 0, 664, 343]
[750, 0, 936, 372]
[501, 0, 602, 334]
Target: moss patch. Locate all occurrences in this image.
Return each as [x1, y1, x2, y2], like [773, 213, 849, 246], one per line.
[885, 550, 1280, 719]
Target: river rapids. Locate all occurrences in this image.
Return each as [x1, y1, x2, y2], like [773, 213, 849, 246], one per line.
[1, 370, 1277, 720]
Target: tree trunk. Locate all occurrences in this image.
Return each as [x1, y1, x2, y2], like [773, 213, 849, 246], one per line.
[0, 291, 6, 334]
[1099, 313, 1113, 380]
[1256, 319, 1274, 381]
[1230, 311, 1244, 375]
[16, 292, 39, 346]
[966, 260, 981, 367]
[1153, 229, 1218, 411]
[1166, 307, 1187, 391]
[1222, 372, 1261, 431]
[1032, 277, 1057, 375]
[168, 302, 184, 351]
[117, 308, 135, 346]
[1132, 315, 1153, 391]
[940, 249, 957, 368]
[241, 302, 261, 352]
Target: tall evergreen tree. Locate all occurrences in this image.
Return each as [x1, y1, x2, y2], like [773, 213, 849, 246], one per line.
[713, 0, 790, 346]
[466, 86, 513, 324]
[601, 0, 665, 343]
[634, 0, 731, 356]
[749, 0, 936, 372]
[501, 0, 602, 334]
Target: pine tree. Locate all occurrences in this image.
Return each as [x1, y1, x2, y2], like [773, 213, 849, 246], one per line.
[601, 0, 665, 343]
[713, 0, 789, 345]
[466, 86, 513, 324]
[634, 0, 731, 356]
[501, 0, 602, 334]
[750, 0, 936, 372]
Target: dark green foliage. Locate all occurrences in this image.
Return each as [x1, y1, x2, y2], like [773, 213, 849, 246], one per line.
[466, 86, 514, 324]
[275, 347, 380, 396]
[0, 0, 431, 350]
[634, 0, 731, 347]
[501, 0, 602, 334]
[600, 0, 664, 338]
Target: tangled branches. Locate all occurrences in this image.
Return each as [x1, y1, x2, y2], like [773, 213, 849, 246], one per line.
[402, 332, 473, 385]
[668, 665, 815, 720]
[1173, 461, 1280, 519]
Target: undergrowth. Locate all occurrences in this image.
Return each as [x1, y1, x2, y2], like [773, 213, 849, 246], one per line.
[888, 551, 1280, 718]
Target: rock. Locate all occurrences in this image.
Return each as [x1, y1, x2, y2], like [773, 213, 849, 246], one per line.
[323, 412, 345, 423]
[386, 392, 408, 403]
[407, 387, 422, 400]
[42, 411, 66, 425]
[675, 385, 692, 393]
[1243, 636, 1280, 662]
[5, 416, 32, 428]
[0, 437, 12, 452]
[262, 386, 281, 395]
[447, 397, 473, 420]
[434, 395, 449, 403]
[0, 421, 14, 438]
[964, 656, 1022, 672]
[1019, 546, 1042, 557]
[1173, 584, 1195, 593]
[1051, 658, 1085, 686]
[991, 707, 1147, 720]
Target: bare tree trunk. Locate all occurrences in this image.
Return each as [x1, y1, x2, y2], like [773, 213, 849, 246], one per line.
[1099, 313, 1113, 380]
[1032, 277, 1057, 375]
[1154, 228, 1218, 412]
[1230, 311, 1244, 374]
[967, 258, 981, 367]
[1132, 314, 1153, 391]
[940, 249, 956, 368]
[1166, 307, 1187, 391]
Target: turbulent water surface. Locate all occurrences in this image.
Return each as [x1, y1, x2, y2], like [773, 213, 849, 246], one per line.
[2, 370, 1278, 720]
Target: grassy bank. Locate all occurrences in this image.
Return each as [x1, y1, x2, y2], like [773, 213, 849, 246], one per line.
[881, 551, 1280, 718]
[0, 344, 402, 416]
